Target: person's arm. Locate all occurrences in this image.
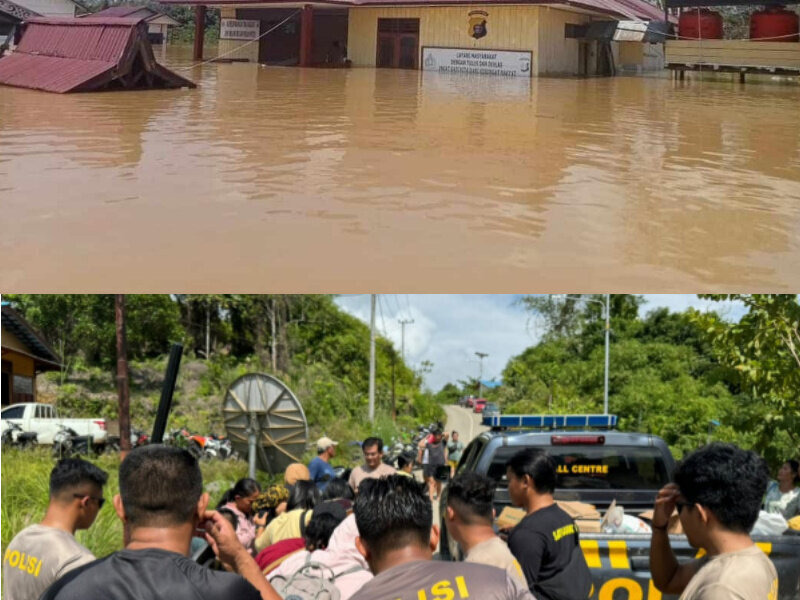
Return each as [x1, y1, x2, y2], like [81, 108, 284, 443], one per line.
[202, 510, 281, 600]
[649, 484, 697, 594]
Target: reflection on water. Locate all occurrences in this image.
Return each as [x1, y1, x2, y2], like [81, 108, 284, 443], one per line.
[1, 46, 799, 290]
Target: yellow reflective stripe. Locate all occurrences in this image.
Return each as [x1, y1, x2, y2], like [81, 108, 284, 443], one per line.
[580, 540, 602, 568]
[608, 540, 630, 570]
[756, 542, 772, 556]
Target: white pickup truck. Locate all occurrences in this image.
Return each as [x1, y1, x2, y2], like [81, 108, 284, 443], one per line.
[1, 403, 108, 445]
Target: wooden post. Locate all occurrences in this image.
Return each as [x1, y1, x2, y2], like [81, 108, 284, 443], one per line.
[193, 5, 206, 61]
[115, 295, 131, 459]
[299, 4, 313, 67]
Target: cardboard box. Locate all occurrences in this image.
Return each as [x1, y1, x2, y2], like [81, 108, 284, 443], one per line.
[576, 519, 603, 533]
[639, 509, 683, 535]
[495, 501, 601, 530]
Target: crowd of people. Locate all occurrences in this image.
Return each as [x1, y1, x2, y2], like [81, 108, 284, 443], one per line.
[3, 432, 798, 600]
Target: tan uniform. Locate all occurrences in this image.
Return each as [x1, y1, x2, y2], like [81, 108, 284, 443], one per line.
[465, 536, 527, 586]
[348, 463, 396, 492]
[2, 524, 95, 600]
[680, 545, 778, 600]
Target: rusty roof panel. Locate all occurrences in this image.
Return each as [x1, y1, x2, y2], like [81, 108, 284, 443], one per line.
[0, 17, 195, 92]
[0, 53, 112, 92]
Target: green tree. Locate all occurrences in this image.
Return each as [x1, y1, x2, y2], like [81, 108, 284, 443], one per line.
[692, 294, 800, 463]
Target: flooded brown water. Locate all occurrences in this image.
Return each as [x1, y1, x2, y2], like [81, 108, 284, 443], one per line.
[1, 46, 799, 291]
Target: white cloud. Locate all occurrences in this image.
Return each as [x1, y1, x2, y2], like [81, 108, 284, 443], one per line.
[334, 294, 748, 392]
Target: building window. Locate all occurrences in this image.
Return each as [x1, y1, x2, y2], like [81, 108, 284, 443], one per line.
[378, 18, 420, 34]
[565, 23, 587, 39]
[13, 374, 33, 404]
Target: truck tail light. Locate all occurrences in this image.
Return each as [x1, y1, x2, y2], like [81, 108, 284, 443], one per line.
[551, 435, 605, 445]
[94, 420, 106, 430]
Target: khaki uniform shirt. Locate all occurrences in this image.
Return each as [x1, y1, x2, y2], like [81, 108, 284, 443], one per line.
[465, 536, 527, 586]
[680, 545, 778, 600]
[348, 463, 396, 492]
[2, 524, 95, 600]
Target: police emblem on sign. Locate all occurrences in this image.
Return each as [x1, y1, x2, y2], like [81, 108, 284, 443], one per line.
[468, 10, 488, 39]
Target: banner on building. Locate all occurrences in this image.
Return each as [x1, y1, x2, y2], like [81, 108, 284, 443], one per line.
[220, 19, 260, 41]
[422, 47, 532, 77]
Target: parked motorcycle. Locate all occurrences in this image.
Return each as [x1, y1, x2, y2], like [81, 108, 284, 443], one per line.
[204, 433, 235, 460]
[52, 424, 92, 458]
[1, 421, 38, 448]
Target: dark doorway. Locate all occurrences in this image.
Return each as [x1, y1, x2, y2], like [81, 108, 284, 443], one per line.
[376, 18, 419, 69]
[2, 360, 12, 407]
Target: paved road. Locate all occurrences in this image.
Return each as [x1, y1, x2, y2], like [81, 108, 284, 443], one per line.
[443, 404, 489, 445]
[431, 405, 489, 538]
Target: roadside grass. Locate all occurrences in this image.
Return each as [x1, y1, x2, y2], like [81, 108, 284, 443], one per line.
[1, 448, 259, 559]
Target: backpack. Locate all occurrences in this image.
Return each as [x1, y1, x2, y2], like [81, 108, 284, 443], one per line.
[271, 555, 364, 600]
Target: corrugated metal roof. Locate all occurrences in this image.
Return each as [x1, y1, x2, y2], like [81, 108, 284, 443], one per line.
[16, 18, 138, 61]
[160, 0, 664, 21]
[0, 17, 195, 92]
[0, 0, 41, 20]
[0, 53, 112, 92]
[90, 5, 153, 17]
[1, 305, 62, 368]
[88, 6, 182, 26]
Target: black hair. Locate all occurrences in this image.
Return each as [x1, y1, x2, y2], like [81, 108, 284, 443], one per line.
[354, 475, 432, 560]
[362, 437, 383, 453]
[447, 472, 495, 525]
[119, 445, 203, 527]
[304, 512, 345, 551]
[787, 459, 800, 484]
[49, 458, 108, 498]
[322, 478, 355, 502]
[217, 478, 261, 508]
[216, 507, 239, 530]
[506, 448, 557, 494]
[397, 453, 415, 470]
[287, 480, 320, 511]
[673, 443, 769, 533]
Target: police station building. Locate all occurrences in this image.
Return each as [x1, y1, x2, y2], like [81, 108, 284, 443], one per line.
[167, 0, 669, 77]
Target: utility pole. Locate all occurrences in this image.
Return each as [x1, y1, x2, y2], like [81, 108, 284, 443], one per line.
[475, 351, 488, 398]
[270, 297, 277, 372]
[398, 318, 414, 362]
[115, 295, 131, 458]
[205, 300, 211, 361]
[368, 294, 376, 423]
[603, 294, 610, 416]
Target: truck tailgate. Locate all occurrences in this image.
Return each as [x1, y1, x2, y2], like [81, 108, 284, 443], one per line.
[581, 534, 800, 600]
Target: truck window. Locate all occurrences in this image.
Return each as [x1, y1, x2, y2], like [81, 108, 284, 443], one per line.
[456, 438, 486, 476]
[44, 406, 53, 418]
[486, 445, 670, 490]
[1, 405, 25, 419]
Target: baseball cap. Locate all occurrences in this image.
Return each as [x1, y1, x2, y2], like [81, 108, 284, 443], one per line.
[316, 436, 339, 451]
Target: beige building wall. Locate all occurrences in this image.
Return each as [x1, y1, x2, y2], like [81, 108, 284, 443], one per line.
[349, 6, 540, 69]
[217, 7, 260, 62]
[536, 7, 590, 75]
[348, 5, 604, 75]
[617, 41, 664, 73]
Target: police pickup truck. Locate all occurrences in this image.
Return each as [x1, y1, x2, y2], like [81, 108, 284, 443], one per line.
[438, 414, 800, 600]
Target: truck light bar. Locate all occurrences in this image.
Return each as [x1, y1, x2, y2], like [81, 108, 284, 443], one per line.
[551, 435, 606, 445]
[481, 414, 618, 430]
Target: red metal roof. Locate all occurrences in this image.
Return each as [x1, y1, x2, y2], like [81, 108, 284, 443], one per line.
[0, 17, 195, 92]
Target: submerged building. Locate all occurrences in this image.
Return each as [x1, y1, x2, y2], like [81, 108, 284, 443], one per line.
[164, 0, 669, 76]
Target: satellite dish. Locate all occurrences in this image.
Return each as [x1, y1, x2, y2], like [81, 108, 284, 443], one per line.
[223, 373, 308, 476]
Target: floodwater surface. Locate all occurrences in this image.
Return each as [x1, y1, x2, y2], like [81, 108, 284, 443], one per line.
[1, 47, 799, 291]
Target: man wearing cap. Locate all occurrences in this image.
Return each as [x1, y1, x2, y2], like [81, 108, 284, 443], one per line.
[309, 437, 338, 492]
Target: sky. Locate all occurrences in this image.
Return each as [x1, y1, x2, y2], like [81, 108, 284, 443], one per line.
[333, 295, 748, 391]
